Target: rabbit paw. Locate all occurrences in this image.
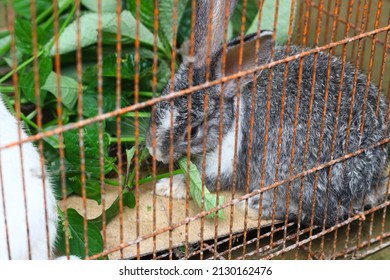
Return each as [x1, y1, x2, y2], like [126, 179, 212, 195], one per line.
[236, 195, 274, 220]
[154, 174, 186, 199]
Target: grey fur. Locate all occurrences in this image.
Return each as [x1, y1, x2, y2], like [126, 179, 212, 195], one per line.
[146, 1, 388, 227]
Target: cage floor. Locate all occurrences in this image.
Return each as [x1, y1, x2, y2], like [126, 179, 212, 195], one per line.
[60, 183, 276, 259]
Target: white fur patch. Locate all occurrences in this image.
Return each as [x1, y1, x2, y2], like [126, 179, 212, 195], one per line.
[205, 97, 243, 181]
[155, 174, 187, 199]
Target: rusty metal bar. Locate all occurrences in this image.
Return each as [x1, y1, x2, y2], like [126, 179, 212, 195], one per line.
[263, 200, 390, 260]
[276, 0, 298, 259]
[2, 25, 389, 152]
[215, 0, 233, 260]
[114, 0, 124, 260]
[252, 0, 266, 259]
[30, 0, 51, 259]
[7, 0, 32, 260]
[182, 0, 198, 260]
[309, 1, 389, 49]
[134, 0, 141, 259]
[151, 0, 160, 260]
[238, 0, 250, 259]
[87, 138, 390, 259]
[292, 0, 312, 260]
[96, 0, 107, 253]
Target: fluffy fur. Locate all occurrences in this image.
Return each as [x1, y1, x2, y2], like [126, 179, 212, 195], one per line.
[146, 0, 388, 227]
[0, 95, 57, 259]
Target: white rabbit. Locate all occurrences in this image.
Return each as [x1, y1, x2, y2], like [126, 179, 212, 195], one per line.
[0, 94, 57, 259]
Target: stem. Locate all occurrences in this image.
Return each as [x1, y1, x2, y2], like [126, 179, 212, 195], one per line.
[0, 40, 10, 58]
[0, 1, 76, 85]
[122, 111, 151, 118]
[44, 2, 76, 53]
[110, 136, 145, 143]
[89, 189, 135, 230]
[134, 169, 184, 187]
[0, 50, 44, 85]
[20, 112, 39, 130]
[41, 0, 74, 30]
[104, 179, 120, 186]
[36, 5, 54, 25]
[0, 85, 15, 93]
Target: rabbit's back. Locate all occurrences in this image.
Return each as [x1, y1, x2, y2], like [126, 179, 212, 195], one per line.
[0, 97, 57, 259]
[240, 46, 388, 226]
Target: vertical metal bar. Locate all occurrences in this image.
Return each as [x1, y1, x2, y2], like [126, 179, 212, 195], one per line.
[238, 0, 250, 259]
[151, 0, 160, 260]
[358, 0, 373, 69]
[379, 27, 390, 248]
[7, 0, 32, 260]
[96, 0, 107, 253]
[358, 0, 383, 254]
[322, 0, 332, 45]
[343, 0, 369, 258]
[214, 0, 232, 260]
[134, 0, 141, 260]
[30, 0, 51, 259]
[114, 0, 124, 260]
[72, 0, 82, 260]
[351, 0, 362, 59]
[375, 24, 389, 118]
[292, 0, 311, 260]
[168, 0, 179, 260]
[200, 0, 215, 259]
[354, 0, 370, 254]
[267, 0, 280, 251]
[183, 0, 195, 259]
[251, 0, 266, 260]
[73, 0, 89, 258]
[277, 0, 297, 256]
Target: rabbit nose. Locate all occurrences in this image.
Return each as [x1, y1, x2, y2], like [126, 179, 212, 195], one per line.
[147, 145, 166, 163]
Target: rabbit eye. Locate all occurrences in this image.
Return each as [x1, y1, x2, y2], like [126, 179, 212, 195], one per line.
[184, 126, 199, 141]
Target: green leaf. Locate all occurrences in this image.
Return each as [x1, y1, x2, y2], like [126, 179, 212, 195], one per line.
[9, 0, 52, 19]
[19, 57, 52, 104]
[158, 0, 189, 46]
[57, 208, 104, 259]
[81, 86, 131, 118]
[47, 12, 116, 55]
[14, 18, 48, 54]
[247, 0, 294, 44]
[41, 71, 79, 110]
[126, 146, 136, 172]
[128, 0, 155, 31]
[83, 51, 154, 82]
[102, 10, 164, 50]
[0, 35, 10, 57]
[89, 189, 136, 230]
[63, 123, 116, 179]
[81, 0, 117, 12]
[67, 176, 102, 204]
[123, 190, 136, 208]
[178, 158, 224, 218]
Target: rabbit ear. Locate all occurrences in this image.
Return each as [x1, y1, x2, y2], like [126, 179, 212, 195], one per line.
[220, 31, 273, 98]
[194, 0, 238, 69]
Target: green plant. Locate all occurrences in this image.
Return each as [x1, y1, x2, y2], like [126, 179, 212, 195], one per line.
[0, 0, 291, 259]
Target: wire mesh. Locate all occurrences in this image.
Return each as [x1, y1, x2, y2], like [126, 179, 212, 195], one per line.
[0, 0, 389, 260]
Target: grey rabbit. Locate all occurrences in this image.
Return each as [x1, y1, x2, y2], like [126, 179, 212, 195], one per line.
[146, 0, 388, 227]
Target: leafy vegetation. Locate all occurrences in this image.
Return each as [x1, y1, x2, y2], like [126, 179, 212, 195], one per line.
[0, 0, 291, 259]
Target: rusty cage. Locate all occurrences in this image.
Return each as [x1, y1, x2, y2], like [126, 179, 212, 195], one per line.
[0, 0, 389, 260]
